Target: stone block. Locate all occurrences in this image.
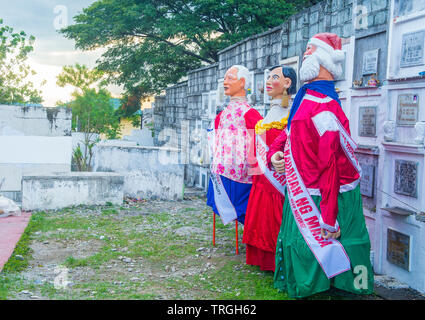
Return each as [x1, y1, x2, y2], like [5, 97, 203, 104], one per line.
[21, 172, 125, 211]
[288, 45, 296, 57]
[374, 10, 387, 25]
[342, 22, 353, 38]
[372, 0, 388, 12]
[309, 24, 319, 38]
[310, 11, 319, 24]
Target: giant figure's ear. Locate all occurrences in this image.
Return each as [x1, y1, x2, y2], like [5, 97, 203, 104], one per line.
[283, 77, 292, 93]
[240, 77, 246, 90]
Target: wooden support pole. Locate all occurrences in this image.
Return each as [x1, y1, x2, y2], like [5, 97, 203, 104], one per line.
[235, 220, 239, 255]
[213, 212, 216, 247]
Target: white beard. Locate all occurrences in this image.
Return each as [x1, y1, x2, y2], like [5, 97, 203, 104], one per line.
[299, 54, 320, 83]
[299, 47, 343, 83]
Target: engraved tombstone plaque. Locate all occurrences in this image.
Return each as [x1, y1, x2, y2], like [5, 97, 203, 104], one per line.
[360, 163, 375, 197]
[202, 93, 209, 119]
[255, 73, 264, 104]
[394, 159, 418, 198]
[362, 49, 379, 75]
[397, 94, 419, 126]
[217, 79, 225, 105]
[359, 106, 377, 137]
[335, 51, 347, 81]
[387, 228, 410, 271]
[208, 92, 217, 119]
[400, 30, 425, 68]
[263, 69, 271, 105]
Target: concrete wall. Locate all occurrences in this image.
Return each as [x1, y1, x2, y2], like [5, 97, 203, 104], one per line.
[0, 105, 72, 201]
[122, 129, 154, 147]
[93, 143, 184, 200]
[369, 0, 425, 293]
[0, 104, 72, 137]
[21, 172, 124, 211]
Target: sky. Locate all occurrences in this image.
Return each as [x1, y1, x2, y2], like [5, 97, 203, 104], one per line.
[0, 0, 122, 106]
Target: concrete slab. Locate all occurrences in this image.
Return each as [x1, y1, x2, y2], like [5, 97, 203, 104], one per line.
[21, 172, 125, 211]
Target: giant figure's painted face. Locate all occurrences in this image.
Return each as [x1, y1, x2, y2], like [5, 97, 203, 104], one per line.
[265, 67, 292, 99]
[223, 66, 245, 97]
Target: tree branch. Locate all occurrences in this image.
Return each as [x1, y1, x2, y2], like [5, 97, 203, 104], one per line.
[130, 31, 216, 63]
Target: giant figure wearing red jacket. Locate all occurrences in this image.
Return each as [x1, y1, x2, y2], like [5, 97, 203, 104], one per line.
[268, 33, 374, 298]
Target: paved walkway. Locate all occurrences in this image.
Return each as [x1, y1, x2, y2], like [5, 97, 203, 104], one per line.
[0, 212, 32, 271]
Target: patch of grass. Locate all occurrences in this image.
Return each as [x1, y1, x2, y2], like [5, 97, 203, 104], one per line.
[64, 256, 89, 268]
[1, 212, 47, 274]
[101, 208, 119, 215]
[0, 274, 28, 300]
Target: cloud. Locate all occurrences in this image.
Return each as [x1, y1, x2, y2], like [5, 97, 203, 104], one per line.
[0, 0, 123, 106]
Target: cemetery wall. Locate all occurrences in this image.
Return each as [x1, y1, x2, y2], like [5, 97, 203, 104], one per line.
[151, 0, 425, 292]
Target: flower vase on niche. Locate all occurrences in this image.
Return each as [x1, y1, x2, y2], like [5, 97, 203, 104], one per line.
[367, 74, 379, 87]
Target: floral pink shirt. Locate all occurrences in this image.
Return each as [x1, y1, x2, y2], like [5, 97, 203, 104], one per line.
[211, 99, 263, 184]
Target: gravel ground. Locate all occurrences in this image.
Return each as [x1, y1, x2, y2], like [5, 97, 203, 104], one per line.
[2, 192, 424, 300]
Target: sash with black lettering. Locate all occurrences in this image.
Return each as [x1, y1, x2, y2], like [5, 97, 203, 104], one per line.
[283, 132, 351, 279]
[255, 133, 287, 196]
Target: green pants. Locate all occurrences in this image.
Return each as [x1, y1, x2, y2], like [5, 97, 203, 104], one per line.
[274, 185, 374, 298]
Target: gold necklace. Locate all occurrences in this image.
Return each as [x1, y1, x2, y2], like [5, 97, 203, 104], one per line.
[255, 112, 289, 135]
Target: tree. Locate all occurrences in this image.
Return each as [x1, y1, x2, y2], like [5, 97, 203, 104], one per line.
[68, 88, 121, 171]
[57, 64, 122, 171]
[60, 0, 311, 98]
[56, 63, 106, 96]
[0, 18, 44, 104]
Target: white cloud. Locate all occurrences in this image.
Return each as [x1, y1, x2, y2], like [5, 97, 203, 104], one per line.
[1, 0, 123, 106]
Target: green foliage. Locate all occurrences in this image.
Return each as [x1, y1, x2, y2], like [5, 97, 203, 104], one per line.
[60, 0, 310, 98]
[56, 63, 121, 171]
[0, 18, 44, 104]
[69, 88, 121, 139]
[56, 63, 106, 95]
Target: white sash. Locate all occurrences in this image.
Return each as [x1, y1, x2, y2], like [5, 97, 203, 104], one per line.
[283, 131, 351, 279]
[210, 172, 238, 225]
[312, 111, 362, 176]
[255, 134, 287, 196]
[207, 123, 238, 225]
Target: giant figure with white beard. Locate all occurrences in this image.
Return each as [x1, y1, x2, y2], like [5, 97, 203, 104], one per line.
[267, 33, 374, 298]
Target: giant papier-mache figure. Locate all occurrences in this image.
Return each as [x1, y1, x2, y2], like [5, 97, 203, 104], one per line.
[243, 65, 297, 272]
[267, 33, 374, 298]
[207, 65, 263, 227]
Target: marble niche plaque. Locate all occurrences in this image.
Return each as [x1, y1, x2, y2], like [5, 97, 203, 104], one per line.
[394, 159, 418, 198]
[360, 163, 375, 198]
[387, 228, 410, 271]
[254, 73, 264, 104]
[362, 49, 379, 75]
[358, 106, 377, 137]
[217, 79, 225, 105]
[396, 94, 419, 126]
[400, 30, 425, 68]
[263, 69, 271, 105]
